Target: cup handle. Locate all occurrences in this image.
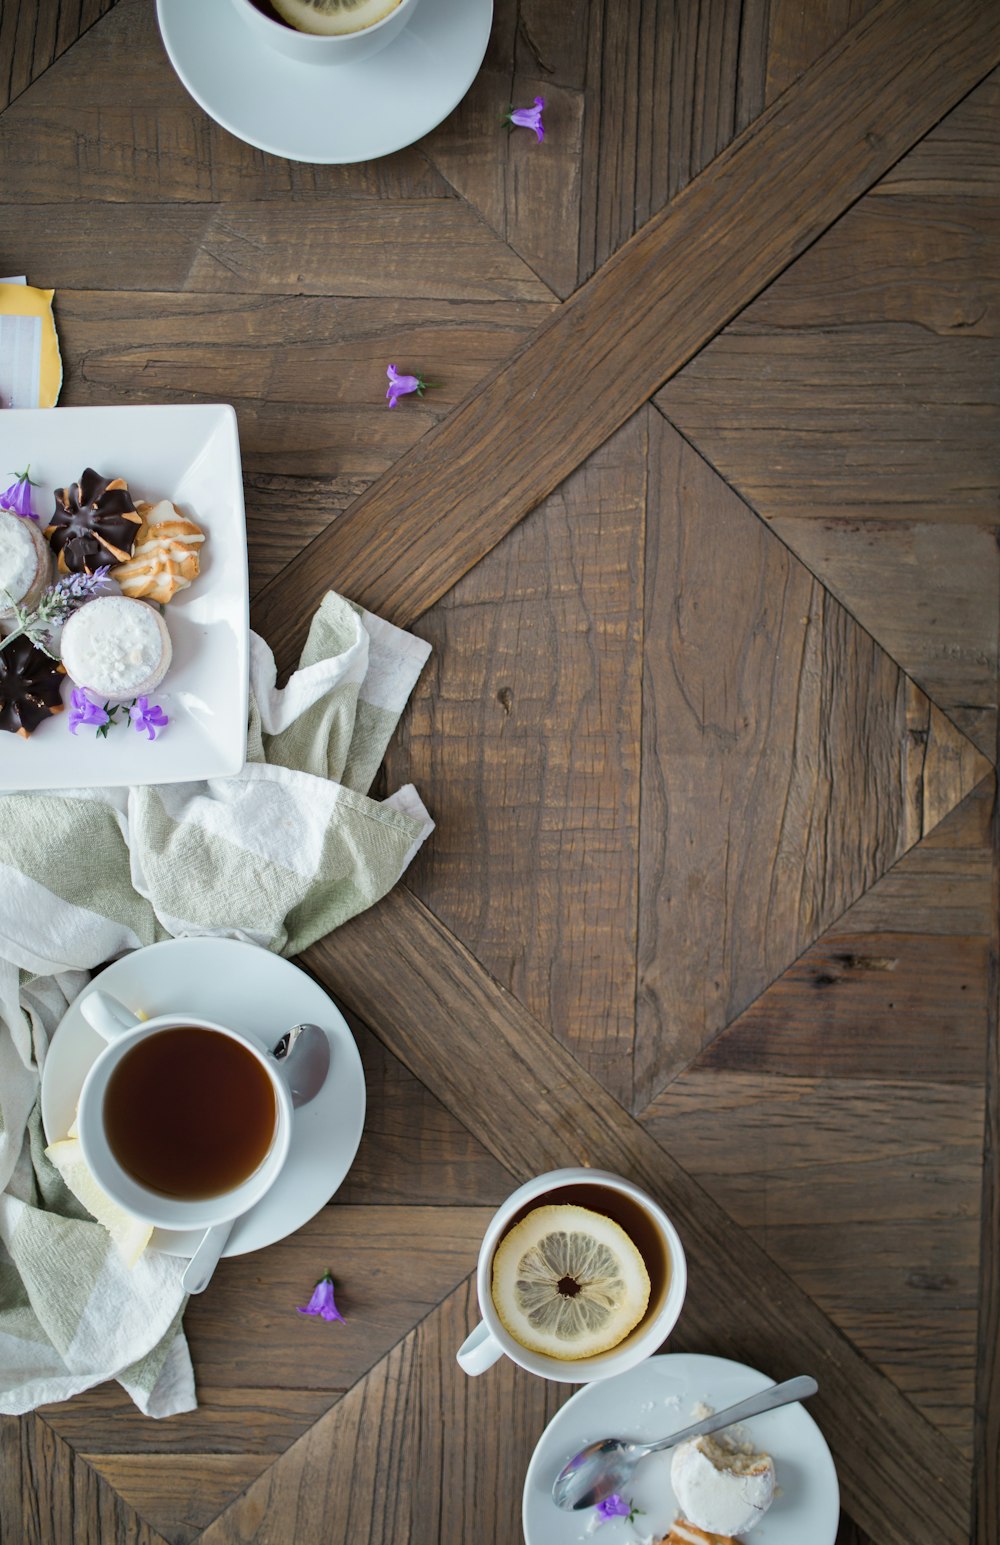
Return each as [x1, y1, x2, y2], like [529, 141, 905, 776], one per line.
[80, 990, 142, 1043]
[456, 1319, 505, 1377]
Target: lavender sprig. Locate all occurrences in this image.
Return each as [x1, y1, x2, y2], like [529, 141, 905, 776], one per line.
[0, 567, 111, 657]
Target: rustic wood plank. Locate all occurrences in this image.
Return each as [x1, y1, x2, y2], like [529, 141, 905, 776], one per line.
[51, 290, 554, 484]
[643, 1071, 983, 1456]
[0, 0, 116, 115]
[6, 203, 553, 302]
[384, 413, 646, 1104]
[300, 891, 973, 1545]
[973, 786, 1000, 1544]
[250, 0, 1000, 672]
[634, 414, 990, 1105]
[577, 0, 768, 280]
[200, 1276, 570, 1545]
[658, 72, 1000, 758]
[0, 0, 450, 203]
[1, 1411, 167, 1545]
[764, 0, 879, 105]
[40, 1207, 490, 1540]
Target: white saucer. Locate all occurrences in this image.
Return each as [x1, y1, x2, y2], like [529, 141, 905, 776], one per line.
[156, 0, 493, 165]
[523, 1353, 839, 1545]
[40, 937, 366, 1258]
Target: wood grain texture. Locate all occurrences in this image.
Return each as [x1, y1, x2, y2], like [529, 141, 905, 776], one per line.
[764, 0, 879, 105]
[251, 0, 1000, 672]
[301, 891, 973, 1545]
[199, 1277, 570, 1545]
[0, 0, 115, 114]
[51, 290, 553, 483]
[383, 413, 646, 1104]
[577, 0, 768, 279]
[0, 1411, 168, 1545]
[423, 0, 586, 299]
[40, 1208, 490, 1541]
[643, 1072, 983, 1455]
[658, 70, 1000, 757]
[5, 203, 553, 302]
[974, 773, 1000, 1544]
[635, 415, 990, 1105]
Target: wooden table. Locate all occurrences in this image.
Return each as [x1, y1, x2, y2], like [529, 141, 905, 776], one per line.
[1, 1, 997, 1541]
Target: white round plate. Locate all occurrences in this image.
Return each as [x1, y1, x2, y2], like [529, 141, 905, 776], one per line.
[40, 937, 365, 1258]
[157, 0, 493, 165]
[523, 1353, 839, 1545]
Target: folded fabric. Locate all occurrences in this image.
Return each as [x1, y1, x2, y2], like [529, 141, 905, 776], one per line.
[0, 591, 432, 1417]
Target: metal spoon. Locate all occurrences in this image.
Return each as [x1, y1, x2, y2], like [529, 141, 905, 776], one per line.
[181, 1024, 330, 1296]
[552, 1374, 818, 1510]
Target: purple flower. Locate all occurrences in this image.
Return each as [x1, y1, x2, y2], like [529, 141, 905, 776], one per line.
[68, 689, 110, 736]
[595, 1494, 642, 1524]
[129, 697, 168, 741]
[1, 466, 39, 520]
[385, 363, 436, 409]
[504, 96, 545, 142]
[297, 1270, 345, 1323]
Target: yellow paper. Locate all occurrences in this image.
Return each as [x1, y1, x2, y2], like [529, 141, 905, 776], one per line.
[0, 283, 62, 408]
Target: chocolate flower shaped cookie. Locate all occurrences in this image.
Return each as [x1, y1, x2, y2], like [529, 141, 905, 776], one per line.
[46, 469, 142, 574]
[0, 635, 66, 737]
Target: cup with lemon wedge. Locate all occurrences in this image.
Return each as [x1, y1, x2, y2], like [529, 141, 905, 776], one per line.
[457, 1168, 687, 1383]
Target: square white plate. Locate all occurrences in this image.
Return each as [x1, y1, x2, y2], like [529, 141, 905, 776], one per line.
[0, 404, 248, 789]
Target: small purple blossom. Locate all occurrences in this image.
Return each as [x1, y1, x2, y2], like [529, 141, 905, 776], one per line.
[1, 466, 39, 520]
[385, 363, 437, 409]
[129, 696, 168, 741]
[68, 689, 110, 736]
[297, 1270, 345, 1324]
[595, 1494, 642, 1524]
[504, 96, 545, 142]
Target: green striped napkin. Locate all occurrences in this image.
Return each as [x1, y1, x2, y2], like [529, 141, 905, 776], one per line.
[0, 591, 432, 1417]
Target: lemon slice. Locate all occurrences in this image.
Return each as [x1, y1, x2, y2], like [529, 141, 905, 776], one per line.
[270, 0, 401, 35]
[45, 1137, 152, 1269]
[491, 1203, 650, 1360]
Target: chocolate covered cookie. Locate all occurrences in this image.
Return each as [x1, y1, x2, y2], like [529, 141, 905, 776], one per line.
[46, 469, 141, 574]
[0, 635, 66, 737]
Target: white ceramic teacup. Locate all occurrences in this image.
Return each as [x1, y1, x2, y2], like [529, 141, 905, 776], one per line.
[456, 1167, 687, 1383]
[76, 990, 294, 1232]
[227, 0, 422, 66]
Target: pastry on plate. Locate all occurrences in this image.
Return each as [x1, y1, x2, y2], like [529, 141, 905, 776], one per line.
[0, 636, 66, 737]
[661, 1522, 738, 1545]
[111, 499, 205, 604]
[671, 1435, 776, 1536]
[46, 469, 141, 574]
[59, 595, 172, 704]
[0, 508, 53, 634]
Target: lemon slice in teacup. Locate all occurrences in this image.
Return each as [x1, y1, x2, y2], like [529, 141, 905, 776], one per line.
[45, 1136, 152, 1270]
[491, 1203, 650, 1360]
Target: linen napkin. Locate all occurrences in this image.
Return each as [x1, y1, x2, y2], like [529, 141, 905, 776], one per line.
[0, 590, 433, 1417]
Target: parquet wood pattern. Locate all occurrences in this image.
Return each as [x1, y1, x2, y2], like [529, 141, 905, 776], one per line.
[302, 892, 973, 1545]
[251, 0, 1000, 671]
[0, 0, 996, 1542]
[0, 0, 116, 114]
[658, 67, 1000, 758]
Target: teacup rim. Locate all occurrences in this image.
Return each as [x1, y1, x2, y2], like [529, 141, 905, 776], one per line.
[230, 0, 419, 44]
[474, 1168, 688, 1383]
[76, 1012, 294, 1232]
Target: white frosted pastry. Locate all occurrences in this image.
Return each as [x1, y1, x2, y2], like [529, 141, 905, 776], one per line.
[671, 1434, 776, 1536]
[60, 596, 172, 702]
[0, 510, 52, 633]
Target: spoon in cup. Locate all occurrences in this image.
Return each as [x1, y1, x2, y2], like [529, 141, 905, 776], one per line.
[552, 1374, 818, 1510]
[181, 1023, 330, 1295]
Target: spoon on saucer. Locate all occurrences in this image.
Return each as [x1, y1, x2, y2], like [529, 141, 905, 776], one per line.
[552, 1374, 818, 1510]
[181, 1024, 330, 1296]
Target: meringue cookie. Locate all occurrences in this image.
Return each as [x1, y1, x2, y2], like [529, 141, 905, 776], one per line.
[670, 1433, 776, 1536]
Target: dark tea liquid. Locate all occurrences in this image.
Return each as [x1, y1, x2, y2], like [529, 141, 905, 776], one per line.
[104, 1028, 276, 1200]
[499, 1182, 671, 1342]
